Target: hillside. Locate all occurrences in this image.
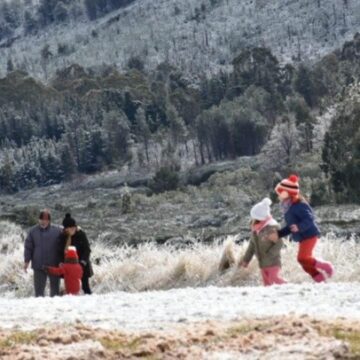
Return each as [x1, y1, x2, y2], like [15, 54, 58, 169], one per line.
[0, 0, 359, 80]
[0, 1, 360, 222]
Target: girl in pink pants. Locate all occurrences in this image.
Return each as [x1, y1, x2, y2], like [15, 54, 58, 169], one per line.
[240, 198, 287, 286]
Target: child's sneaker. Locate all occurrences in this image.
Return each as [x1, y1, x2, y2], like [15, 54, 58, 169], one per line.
[315, 260, 334, 278]
[313, 273, 326, 283]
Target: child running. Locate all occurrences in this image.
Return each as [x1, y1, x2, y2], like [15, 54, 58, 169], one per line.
[240, 197, 286, 286]
[271, 174, 334, 282]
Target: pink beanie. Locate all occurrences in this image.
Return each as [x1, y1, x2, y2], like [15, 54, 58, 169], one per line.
[275, 174, 300, 196]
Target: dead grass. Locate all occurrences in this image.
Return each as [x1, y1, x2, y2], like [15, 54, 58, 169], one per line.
[0, 331, 37, 349]
[319, 324, 360, 358]
[0, 316, 357, 359]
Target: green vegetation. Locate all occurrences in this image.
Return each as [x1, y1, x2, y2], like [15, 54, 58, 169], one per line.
[320, 325, 360, 357]
[1, 33, 360, 205]
[0, 331, 37, 348]
[149, 167, 180, 194]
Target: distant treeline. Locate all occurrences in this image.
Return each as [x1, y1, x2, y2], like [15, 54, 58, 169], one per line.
[1, 33, 360, 203]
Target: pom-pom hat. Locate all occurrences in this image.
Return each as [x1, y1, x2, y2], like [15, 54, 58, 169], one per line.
[250, 197, 272, 221]
[275, 174, 300, 196]
[62, 213, 76, 228]
[65, 246, 78, 260]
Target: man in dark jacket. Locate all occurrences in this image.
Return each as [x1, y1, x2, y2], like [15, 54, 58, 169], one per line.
[60, 213, 93, 294]
[24, 209, 62, 297]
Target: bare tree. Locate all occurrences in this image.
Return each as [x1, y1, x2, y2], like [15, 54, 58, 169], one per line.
[261, 116, 300, 171]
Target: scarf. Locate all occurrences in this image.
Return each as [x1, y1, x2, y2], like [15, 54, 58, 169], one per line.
[280, 199, 292, 215]
[251, 215, 274, 235]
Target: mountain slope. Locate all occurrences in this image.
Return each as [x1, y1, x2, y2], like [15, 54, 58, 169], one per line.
[0, 0, 359, 80]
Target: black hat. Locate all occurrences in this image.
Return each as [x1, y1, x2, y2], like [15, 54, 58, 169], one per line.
[62, 213, 76, 228]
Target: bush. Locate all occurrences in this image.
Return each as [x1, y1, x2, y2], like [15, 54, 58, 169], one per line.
[149, 167, 179, 194]
[12, 206, 39, 227]
[310, 179, 331, 206]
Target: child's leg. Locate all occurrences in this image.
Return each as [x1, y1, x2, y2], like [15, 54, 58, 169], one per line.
[261, 268, 271, 286]
[315, 259, 334, 278]
[261, 267, 286, 286]
[297, 237, 322, 279]
[268, 266, 287, 285]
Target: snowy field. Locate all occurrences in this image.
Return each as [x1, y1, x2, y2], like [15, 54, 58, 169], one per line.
[0, 283, 359, 331]
[1, 221, 360, 358]
[1, 219, 360, 329]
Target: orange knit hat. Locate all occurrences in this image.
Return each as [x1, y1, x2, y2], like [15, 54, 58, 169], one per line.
[275, 174, 300, 196]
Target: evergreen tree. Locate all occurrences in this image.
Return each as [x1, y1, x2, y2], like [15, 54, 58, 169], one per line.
[7, 58, 14, 73]
[166, 103, 186, 148]
[102, 110, 130, 165]
[294, 65, 317, 108]
[0, 156, 16, 193]
[134, 107, 151, 163]
[60, 142, 77, 178]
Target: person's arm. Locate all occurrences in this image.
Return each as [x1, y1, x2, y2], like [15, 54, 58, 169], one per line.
[46, 265, 64, 276]
[278, 211, 298, 238]
[266, 238, 283, 256]
[260, 226, 279, 243]
[79, 231, 91, 266]
[240, 237, 255, 266]
[24, 230, 34, 272]
[278, 226, 291, 238]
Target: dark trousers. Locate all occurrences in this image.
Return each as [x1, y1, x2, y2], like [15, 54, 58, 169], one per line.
[82, 275, 92, 295]
[33, 269, 60, 297]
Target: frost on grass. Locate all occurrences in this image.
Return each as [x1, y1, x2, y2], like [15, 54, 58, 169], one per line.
[1, 220, 360, 297]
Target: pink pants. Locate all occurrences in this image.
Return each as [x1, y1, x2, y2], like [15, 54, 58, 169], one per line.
[297, 236, 320, 277]
[261, 266, 287, 286]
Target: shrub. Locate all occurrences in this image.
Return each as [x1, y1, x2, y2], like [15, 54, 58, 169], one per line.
[149, 167, 179, 194]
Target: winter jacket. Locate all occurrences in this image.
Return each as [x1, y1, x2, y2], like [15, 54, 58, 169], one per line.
[278, 201, 320, 242]
[59, 229, 93, 278]
[242, 225, 283, 269]
[47, 262, 83, 295]
[24, 224, 63, 270]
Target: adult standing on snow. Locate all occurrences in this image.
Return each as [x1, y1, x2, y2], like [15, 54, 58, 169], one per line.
[24, 209, 63, 297]
[60, 213, 93, 294]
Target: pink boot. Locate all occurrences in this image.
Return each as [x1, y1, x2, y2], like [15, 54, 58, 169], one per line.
[313, 273, 326, 283]
[315, 260, 334, 278]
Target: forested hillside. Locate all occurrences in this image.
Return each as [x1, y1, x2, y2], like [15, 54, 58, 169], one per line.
[0, 34, 359, 204]
[0, 0, 360, 206]
[0, 0, 359, 80]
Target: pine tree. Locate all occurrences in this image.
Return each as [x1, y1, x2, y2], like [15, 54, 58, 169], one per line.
[6, 58, 14, 73]
[0, 156, 16, 193]
[294, 65, 317, 108]
[60, 142, 77, 178]
[134, 107, 151, 163]
[102, 110, 130, 164]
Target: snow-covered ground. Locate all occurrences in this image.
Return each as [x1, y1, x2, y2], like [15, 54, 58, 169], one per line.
[1, 220, 360, 332]
[1, 220, 360, 358]
[0, 283, 359, 331]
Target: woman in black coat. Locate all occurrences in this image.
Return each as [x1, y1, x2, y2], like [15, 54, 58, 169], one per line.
[60, 213, 93, 294]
